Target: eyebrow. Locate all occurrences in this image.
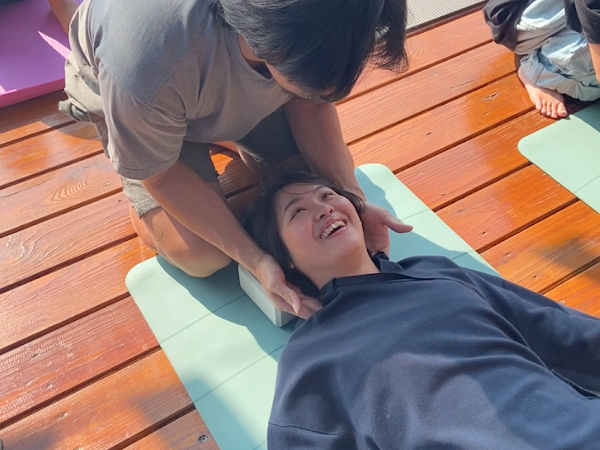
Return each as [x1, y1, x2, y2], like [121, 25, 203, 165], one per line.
[282, 185, 328, 216]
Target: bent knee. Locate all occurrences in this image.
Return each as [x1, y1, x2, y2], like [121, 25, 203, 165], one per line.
[166, 247, 232, 278]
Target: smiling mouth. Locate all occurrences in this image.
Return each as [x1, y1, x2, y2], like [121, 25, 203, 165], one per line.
[320, 220, 346, 239]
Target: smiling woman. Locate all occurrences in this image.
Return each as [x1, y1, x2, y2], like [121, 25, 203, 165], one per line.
[243, 172, 600, 450]
[243, 171, 370, 294]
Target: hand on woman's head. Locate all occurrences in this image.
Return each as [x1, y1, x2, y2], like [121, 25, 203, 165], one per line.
[254, 253, 322, 319]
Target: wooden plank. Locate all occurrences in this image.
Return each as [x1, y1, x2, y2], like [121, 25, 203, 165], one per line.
[0, 192, 134, 292]
[0, 121, 102, 190]
[0, 237, 153, 353]
[546, 262, 600, 318]
[398, 111, 551, 210]
[0, 351, 192, 450]
[0, 297, 158, 426]
[350, 75, 532, 171]
[0, 92, 71, 146]
[217, 157, 259, 198]
[0, 154, 121, 237]
[346, 10, 492, 101]
[436, 165, 576, 252]
[124, 410, 219, 450]
[339, 42, 514, 144]
[227, 185, 261, 218]
[481, 201, 600, 292]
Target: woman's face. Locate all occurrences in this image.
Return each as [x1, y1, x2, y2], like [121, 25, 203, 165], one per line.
[274, 183, 369, 287]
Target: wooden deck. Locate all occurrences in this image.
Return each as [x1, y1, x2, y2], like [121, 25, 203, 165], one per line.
[1, 9, 600, 449]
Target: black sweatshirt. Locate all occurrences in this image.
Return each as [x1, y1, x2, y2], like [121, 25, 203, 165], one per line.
[268, 255, 600, 449]
[483, 0, 600, 50]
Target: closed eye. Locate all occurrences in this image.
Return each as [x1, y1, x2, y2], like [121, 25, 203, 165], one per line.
[291, 207, 305, 219]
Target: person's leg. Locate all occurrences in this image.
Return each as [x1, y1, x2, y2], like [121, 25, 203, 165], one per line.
[48, 0, 79, 34]
[515, 0, 569, 118]
[123, 139, 234, 278]
[517, 64, 568, 119]
[129, 181, 233, 278]
[519, 27, 600, 119]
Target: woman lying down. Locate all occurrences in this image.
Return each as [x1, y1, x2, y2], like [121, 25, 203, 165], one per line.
[243, 171, 600, 449]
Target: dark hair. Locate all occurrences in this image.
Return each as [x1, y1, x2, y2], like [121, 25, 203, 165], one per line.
[210, 0, 408, 102]
[243, 171, 364, 295]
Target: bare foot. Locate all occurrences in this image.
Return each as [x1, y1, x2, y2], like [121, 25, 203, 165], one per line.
[48, 0, 79, 34]
[518, 66, 568, 119]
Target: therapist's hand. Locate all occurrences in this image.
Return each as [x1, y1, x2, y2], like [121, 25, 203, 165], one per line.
[361, 202, 413, 255]
[255, 253, 322, 319]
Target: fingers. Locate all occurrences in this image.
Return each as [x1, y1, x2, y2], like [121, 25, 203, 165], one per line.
[269, 291, 321, 320]
[379, 208, 413, 233]
[278, 287, 302, 315]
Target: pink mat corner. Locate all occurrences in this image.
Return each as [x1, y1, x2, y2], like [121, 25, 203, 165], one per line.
[0, 0, 78, 108]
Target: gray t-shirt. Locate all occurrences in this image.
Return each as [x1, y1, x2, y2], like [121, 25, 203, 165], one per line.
[65, 0, 291, 179]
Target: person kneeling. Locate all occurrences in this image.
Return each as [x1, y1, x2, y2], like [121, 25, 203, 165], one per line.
[244, 171, 600, 449]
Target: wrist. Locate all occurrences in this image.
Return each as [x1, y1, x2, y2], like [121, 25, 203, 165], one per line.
[235, 244, 269, 278]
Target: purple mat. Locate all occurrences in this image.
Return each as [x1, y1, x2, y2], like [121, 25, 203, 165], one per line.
[0, 0, 79, 108]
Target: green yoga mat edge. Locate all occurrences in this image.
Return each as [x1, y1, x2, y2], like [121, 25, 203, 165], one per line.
[518, 102, 600, 215]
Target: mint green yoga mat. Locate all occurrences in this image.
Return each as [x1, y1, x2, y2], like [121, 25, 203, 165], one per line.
[518, 102, 600, 214]
[126, 163, 496, 450]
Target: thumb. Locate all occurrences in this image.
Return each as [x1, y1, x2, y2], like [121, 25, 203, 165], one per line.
[274, 283, 302, 314]
[382, 211, 413, 233]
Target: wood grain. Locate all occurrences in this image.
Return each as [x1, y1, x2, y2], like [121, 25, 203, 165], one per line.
[546, 262, 600, 317]
[0, 121, 101, 190]
[346, 10, 493, 101]
[0, 237, 153, 353]
[398, 111, 552, 210]
[0, 297, 158, 426]
[0, 92, 71, 146]
[0, 351, 192, 450]
[350, 75, 533, 170]
[0, 154, 121, 237]
[339, 42, 515, 144]
[481, 201, 600, 292]
[437, 165, 575, 252]
[0, 192, 134, 292]
[125, 410, 220, 450]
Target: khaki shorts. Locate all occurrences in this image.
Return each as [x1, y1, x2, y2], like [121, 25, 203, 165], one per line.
[82, 107, 300, 217]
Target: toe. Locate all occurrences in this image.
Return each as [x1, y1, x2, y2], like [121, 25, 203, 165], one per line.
[558, 103, 568, 118]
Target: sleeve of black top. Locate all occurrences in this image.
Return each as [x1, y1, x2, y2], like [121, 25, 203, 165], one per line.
[457, 266, 600, 391]
[575, 0, 600, 43]
[267, 423, 355, 450]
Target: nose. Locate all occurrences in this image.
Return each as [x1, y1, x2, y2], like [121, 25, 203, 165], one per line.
[316, 203, 334, 219]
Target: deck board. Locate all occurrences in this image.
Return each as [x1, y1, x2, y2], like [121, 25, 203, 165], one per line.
[1, 8, 599, 449]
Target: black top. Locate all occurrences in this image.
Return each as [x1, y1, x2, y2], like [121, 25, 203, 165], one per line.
[483, 0, 600, 50]
[268, 254, 600, 449]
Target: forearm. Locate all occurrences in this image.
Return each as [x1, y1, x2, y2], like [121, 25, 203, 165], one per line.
[590, 43, 600, 83]
[284, 100, 364, 199]
[140, 161, 266, 274]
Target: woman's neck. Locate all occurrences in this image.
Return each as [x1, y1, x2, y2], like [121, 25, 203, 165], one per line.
[312, 253, 379, 290]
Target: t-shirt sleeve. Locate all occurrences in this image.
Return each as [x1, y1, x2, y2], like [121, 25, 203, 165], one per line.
[575, 0, 600, 43]
[99, 70, 188, 180]
[267, 423, 355, 449]
[461, 267, 600, 390]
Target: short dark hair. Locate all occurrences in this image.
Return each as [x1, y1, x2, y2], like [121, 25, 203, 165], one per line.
[210, 0, 408, 102]
[242, 171, 364, 295]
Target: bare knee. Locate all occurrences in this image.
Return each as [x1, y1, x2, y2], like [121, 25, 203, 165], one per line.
[169, 249, 232, 278]
[132, 207, 233, 278]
